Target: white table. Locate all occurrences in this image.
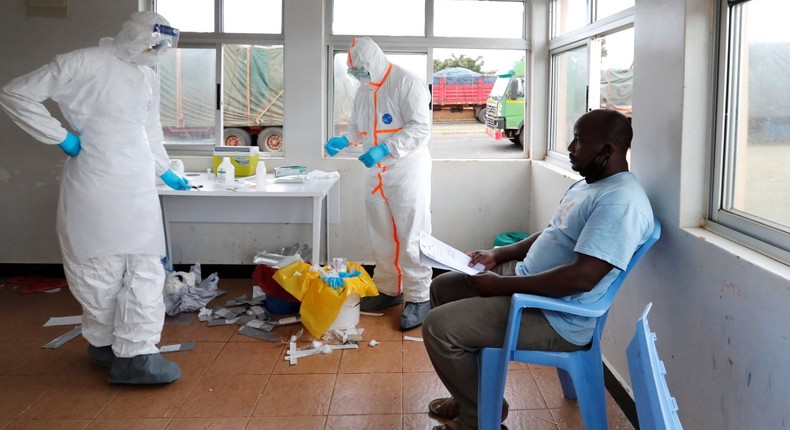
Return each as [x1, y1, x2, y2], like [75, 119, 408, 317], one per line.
[158, 172, 339, 265]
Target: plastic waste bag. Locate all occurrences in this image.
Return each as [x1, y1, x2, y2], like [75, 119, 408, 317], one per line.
[273, 261, 378, 338]
[163, 263, 221, 316]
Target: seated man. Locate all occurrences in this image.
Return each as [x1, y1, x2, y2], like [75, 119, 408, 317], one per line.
[422, 109, 654, 430]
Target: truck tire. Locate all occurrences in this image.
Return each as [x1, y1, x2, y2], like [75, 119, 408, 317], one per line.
[257, 127, 283, 152]
[475, 107, 487, 124]
[509, 125, 524, 146]
[224, 128, 252, 147]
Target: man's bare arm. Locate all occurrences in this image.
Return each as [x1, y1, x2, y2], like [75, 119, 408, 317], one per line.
[467, 252, 614, 298]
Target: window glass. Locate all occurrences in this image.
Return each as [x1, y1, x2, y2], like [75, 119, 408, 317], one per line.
[554, 0, 587, 36]
[224, 0, 282, 34]
[159, 48, 217, 145]
[156, 1, 285, 153]
[156, 0, 214, 32]
[595, 28, 634, 117]
[332, 0, 425, 36]
[596, 0, 634, 20]
[434, 0, 523, 38]
[432, 48, 526, 158]
[551, 46, 589, 155]
[724, 0, 790, 228]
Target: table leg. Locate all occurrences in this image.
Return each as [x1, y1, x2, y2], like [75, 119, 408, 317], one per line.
[312, 196, 322, 264]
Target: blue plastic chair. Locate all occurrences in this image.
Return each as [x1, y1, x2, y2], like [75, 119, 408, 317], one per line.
[627, 303, 683, 430]
[478, 217, 661, 430]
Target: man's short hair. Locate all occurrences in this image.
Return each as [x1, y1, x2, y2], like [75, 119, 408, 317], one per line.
[596, 109, 633, 150]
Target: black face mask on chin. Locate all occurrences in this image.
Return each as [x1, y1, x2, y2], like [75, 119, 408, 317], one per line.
[580, 152, 609, 182]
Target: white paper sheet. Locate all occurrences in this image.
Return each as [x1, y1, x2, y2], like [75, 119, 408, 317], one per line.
[43, 315, 82, 327]
[419, 232, 485, 275]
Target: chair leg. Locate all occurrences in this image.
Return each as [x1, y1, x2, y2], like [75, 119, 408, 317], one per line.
[557, 368, 577, 399]
[573, 357, 609, 430]
[478, 348, 507, 430]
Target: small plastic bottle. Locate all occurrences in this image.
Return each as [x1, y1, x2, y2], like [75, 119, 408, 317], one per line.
[217, 157, 235, 186]
[256, 156, 267, 190]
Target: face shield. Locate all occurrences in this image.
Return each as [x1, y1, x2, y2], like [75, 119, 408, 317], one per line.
[114, 12, 178, 66]
[148, 23, 179, 54]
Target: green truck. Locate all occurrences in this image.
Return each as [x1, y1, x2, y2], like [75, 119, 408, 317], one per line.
[485, 58, 527, 146]
[484, 57, 635, 147]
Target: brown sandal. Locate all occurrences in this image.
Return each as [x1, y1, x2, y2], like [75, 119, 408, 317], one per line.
[429, 397, 460, 419]
[431, 417, 509, 430]
[428, 397, 510, 421]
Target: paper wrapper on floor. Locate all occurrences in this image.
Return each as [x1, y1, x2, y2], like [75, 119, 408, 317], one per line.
[273, 261, 378, 338]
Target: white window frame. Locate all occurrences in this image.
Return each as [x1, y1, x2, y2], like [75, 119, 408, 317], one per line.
[706, 0, 790, 264]
[151, 0, 285, 155]
[546, 3, 634, 167]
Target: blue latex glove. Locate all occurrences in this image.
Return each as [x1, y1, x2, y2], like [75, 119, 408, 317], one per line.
[58, 132, 81, 157]
[358, 144, 391, 168]
[340, 270, 361, 279]
[324, 276, 343, 290]
[324, 135, 350, 157]
[160, 169, 191, 190]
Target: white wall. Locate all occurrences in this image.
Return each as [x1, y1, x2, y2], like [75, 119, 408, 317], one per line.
[2, 1, 790, 428]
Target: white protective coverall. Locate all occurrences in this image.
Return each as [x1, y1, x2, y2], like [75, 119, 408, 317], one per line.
[342, 37, 433, 303]
[0, 12, 174, 358]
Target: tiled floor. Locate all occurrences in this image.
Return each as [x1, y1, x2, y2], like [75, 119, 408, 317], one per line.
[0, 277, 634, 430]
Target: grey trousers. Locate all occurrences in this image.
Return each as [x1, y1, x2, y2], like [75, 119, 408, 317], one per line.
[421, 265, 581, 426]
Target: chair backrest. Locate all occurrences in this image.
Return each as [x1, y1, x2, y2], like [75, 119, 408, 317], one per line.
[589, 216, 662, 318]
[583, 217, 662, 347]
[627, 303, 684, 430]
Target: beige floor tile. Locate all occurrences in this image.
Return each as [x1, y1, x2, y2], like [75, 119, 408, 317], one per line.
[165, 341, 224, 379]
[19, 375, 119, 419]
[252, 373, 335, 417]
[205, 341, 282, 375]
[246, 415, 326, 430]
[531, 367, 580, 410]
[402, 340, 433, 373]
[328, 373, 402, 415]
[3, 418, 91, 429]
[402, 413, 445, 430]
[503, 409, 560, 430]
[84, 417, 171, 429]
[356, 315, 403, 341]
[338, 340, 402, 374]
[325, 414, 402, 429]
[166, 417, 249, 429]
[504, 370, 549, 410]
[174, 374, 267, 418]
[0, 375, 53, 419]
[97, 379, 199, 419]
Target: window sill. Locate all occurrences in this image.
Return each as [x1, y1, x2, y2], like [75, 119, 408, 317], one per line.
[682, 226, 790, 281]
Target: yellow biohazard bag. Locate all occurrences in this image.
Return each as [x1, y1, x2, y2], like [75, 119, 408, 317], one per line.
[272, 261, 378, 338]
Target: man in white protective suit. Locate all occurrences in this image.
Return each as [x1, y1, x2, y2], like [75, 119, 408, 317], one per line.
[0, 11, 191, 384]
[324, 37, 433, 330]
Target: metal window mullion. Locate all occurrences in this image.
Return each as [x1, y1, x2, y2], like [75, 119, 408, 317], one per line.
[709, 0, 731, 221]
[720, 3, 744, 213]
[548, 7, 633, 51]
[216, 0, 223, 33]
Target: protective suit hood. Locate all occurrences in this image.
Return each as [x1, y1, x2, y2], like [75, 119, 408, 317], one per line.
[112, 11, 174, 66]
[347, 37, 390, 83]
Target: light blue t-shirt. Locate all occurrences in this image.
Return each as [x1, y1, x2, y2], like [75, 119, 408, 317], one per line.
[515, 172, 654, 345]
